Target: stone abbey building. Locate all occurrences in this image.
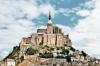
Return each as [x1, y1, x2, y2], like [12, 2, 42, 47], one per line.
[19, 12, 72, 57]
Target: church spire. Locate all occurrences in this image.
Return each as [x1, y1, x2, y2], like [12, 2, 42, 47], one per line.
[49, 11, 51, 20]
[48, 11, 52, 24]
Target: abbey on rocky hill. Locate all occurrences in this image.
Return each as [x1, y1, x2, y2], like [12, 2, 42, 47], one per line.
[1, 11, 100, 66]
[19, 11, 72, 57]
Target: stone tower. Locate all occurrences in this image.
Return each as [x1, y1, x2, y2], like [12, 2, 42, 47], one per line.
[47, 11, 53, 34]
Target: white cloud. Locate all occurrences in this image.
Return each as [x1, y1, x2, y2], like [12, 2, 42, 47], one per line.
[0, 0, 100, 60]
[55, 0, 100, 59]
[56, 8, 76, 17]
[71, 0, 100, 59]
[39, 4, 56, 17]
[0, 0, 56, 60]
[76, 10, 91, 17]
[81, 0, 96, 9]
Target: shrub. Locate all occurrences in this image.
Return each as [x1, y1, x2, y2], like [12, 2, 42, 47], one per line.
[39, 52, 53, 58]
[81, 51, 87, 57]
[20, 56, 24, 62]
[3, 46, 20, 60]
[61, 48, 69, 55]
[70, 47, 75, 52]
[66, 55, 71, 63]
[25, 47, 38, 55]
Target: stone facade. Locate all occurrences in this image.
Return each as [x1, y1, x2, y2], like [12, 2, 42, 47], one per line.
[0, 59, 16, 66]
[5, 59, 15, 66]
[19, 12, 72, 57]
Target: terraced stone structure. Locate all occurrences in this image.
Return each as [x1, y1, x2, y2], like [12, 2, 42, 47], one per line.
[19, 12, 72, 57]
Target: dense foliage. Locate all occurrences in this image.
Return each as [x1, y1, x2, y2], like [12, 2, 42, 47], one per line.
[25, 47, 38, 55]
[70, 47, 75, 52]
[3, 46, 20, 60]
[20, 56, 24, 62]
[39, 52, 53, 58]
[66, 55, 71, 63]
[81, 51, 87, 57]
[61, 48, 69, 55]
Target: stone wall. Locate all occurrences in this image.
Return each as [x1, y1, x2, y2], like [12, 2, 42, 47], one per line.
[19, 21, 72, 57]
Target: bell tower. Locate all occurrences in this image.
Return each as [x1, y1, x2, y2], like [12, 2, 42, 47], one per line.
[47, 11, 53, 34]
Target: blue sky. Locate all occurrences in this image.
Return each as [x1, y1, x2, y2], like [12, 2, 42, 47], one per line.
[32, 0, 93, 27]
[0, 0, 100, 60]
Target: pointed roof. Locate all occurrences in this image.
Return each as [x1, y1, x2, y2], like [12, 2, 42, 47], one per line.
[48, 11, 52, 24]
[49, 11, 51, 20]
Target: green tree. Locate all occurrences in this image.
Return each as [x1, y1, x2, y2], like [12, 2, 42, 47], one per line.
[40, 52, 53, 58]
[3, 46, 20, 60]
[20, 56, 24, 62]
[66, 55, 71, 63]
[70, 47, 75, 52]
[81, 51, 87, 57]
[26, 47, 38, 55]
[61, 48, 69, 55]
